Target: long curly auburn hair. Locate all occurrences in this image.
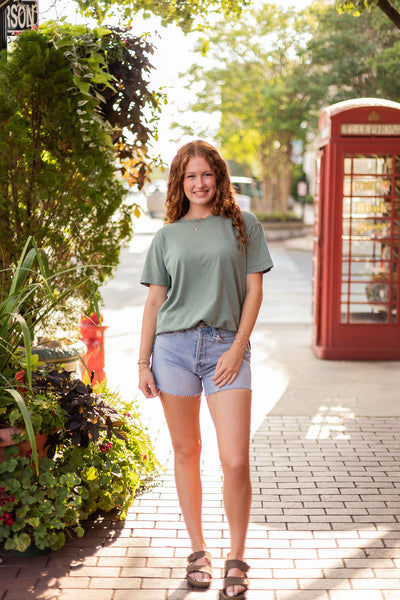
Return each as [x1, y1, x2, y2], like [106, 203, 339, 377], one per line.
[165, 140, 248, 250]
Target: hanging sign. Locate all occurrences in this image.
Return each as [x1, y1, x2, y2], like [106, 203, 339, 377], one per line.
[6, 0, 38, 34]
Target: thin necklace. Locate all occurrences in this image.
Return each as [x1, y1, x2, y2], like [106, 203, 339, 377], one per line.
[185, 214, 210, 231]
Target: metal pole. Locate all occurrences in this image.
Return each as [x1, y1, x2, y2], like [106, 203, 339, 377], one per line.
[0, 9, 7, 52]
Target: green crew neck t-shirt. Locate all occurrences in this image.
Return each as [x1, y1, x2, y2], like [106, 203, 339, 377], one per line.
[140, 211, 273, 335]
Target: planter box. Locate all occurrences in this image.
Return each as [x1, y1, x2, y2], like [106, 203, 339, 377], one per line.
[31, 339, 87, 373]
[0, 427, 49, 461]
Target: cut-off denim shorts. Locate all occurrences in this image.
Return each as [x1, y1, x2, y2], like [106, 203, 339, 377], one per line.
[152, 322, 251, 397]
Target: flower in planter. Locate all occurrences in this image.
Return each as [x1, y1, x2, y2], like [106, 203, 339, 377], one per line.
[15, 371, 26, 395]
[0, 512, 15, 526]
[99, 442, 113, 453]
[0, 487, 14, 506]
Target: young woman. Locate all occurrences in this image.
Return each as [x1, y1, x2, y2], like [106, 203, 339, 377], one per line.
[138, 140, 273, 599]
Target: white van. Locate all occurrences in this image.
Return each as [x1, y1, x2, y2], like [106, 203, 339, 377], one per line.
[231, 176, 253, 211]
[146, 180, 167, 218]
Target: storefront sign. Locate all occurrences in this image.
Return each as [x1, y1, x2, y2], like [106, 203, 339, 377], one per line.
[341, 123, 400, 136]
[6, 0, 38, 34]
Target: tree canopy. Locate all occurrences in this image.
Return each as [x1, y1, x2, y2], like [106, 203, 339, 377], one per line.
[301, 3, 400, 113]
[75, 0, 249, 32]
[177, 4, 313, 211]
[336, 0, 400, 30]
[176, 2, 400, 212]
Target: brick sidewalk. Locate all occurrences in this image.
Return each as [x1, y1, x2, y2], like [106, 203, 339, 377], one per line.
[1, 415, 400, 600]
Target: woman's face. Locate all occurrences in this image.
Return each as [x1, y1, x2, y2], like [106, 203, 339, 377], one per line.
[183, 155, 217, 214]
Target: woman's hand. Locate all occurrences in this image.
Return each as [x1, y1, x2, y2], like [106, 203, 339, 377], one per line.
[211, 344, 245, 388]
[139, 366, 159, 398]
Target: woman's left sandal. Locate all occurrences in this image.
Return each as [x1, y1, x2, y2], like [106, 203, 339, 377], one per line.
[219, 559, 250, 599]
[186, 550, 213, 589]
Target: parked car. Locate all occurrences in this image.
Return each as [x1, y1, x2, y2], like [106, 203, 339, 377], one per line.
[147, 180, 167, 218]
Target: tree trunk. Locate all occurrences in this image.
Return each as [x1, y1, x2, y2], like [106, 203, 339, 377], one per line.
[259, 145, 273, 212]
[377, 0, 400, 29]
[276, 148, 293, 213]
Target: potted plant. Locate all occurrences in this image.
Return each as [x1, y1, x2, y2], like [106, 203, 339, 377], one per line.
[0, 239, 161, 555]
[0, 367, 161, 554]
[0, 451, 84, 555]
[0, 237, 91, 471]
[54, 382, 160, 521]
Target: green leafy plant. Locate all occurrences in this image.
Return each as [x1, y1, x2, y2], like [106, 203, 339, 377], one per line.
[0, 24, 162, 327]
[5, 373, 66, 436]
[0, 450, 84, 553]
[32, 367, 127, 453]
[0, 237, 89, 473]
[59, 416, 160, 520]
[41, 372, 162, 519]
[0, 383, 161, 553]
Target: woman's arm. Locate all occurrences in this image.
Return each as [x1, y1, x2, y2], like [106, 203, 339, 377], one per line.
[212, 272, 263, 387]
[138, 284, 168, 398]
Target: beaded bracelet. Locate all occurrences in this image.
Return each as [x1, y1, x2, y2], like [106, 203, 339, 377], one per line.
[137, 359, 150, 365]
[236, 330, 249, 341]
[234, 336, 247, 350]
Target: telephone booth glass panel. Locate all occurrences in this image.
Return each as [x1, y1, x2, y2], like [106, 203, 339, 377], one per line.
[340, 153, 399, 325]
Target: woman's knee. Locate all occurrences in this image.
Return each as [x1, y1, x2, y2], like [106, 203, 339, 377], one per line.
[173, 438, 202, 465]
[220, 454, 250, 480]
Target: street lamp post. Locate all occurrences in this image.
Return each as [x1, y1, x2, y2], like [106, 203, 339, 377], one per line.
[0, 13, 6, 51]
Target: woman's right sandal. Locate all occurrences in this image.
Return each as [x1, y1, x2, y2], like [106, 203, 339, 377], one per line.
[219, 559, 250, 600]
[186, 550, 213, 589]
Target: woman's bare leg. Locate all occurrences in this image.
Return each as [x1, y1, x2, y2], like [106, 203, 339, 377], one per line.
[160, 392, 210, 583]
[207, 388, 252, 596]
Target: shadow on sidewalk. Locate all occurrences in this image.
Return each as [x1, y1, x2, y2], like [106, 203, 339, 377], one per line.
[0, 514, 131, 599]
[248, 411, 400, 597]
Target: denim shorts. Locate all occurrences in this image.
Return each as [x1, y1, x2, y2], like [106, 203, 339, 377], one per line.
[152, 322, 251, 397]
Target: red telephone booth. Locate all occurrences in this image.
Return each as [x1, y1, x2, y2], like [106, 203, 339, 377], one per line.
[312, 98, 400, 359]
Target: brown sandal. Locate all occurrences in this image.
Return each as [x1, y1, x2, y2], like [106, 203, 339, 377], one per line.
[219, 559, 250, 599]
[186, 550, 212, 589]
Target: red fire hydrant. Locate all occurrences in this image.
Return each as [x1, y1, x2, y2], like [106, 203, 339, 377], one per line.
[79, 313, 108, 385]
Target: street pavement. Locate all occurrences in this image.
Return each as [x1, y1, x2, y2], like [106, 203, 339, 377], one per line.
[1, 215, 400, 600]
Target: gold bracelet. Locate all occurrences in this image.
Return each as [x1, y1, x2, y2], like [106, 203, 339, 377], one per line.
[138, 365, 151, 372]
[137, 359, 150, 365]
[234, 337, 247, 350]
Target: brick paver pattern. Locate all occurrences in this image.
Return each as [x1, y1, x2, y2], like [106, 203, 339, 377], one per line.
[1, 415, 400, 600]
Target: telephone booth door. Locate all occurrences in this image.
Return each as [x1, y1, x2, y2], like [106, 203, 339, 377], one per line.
[312, 99, 400, 359]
